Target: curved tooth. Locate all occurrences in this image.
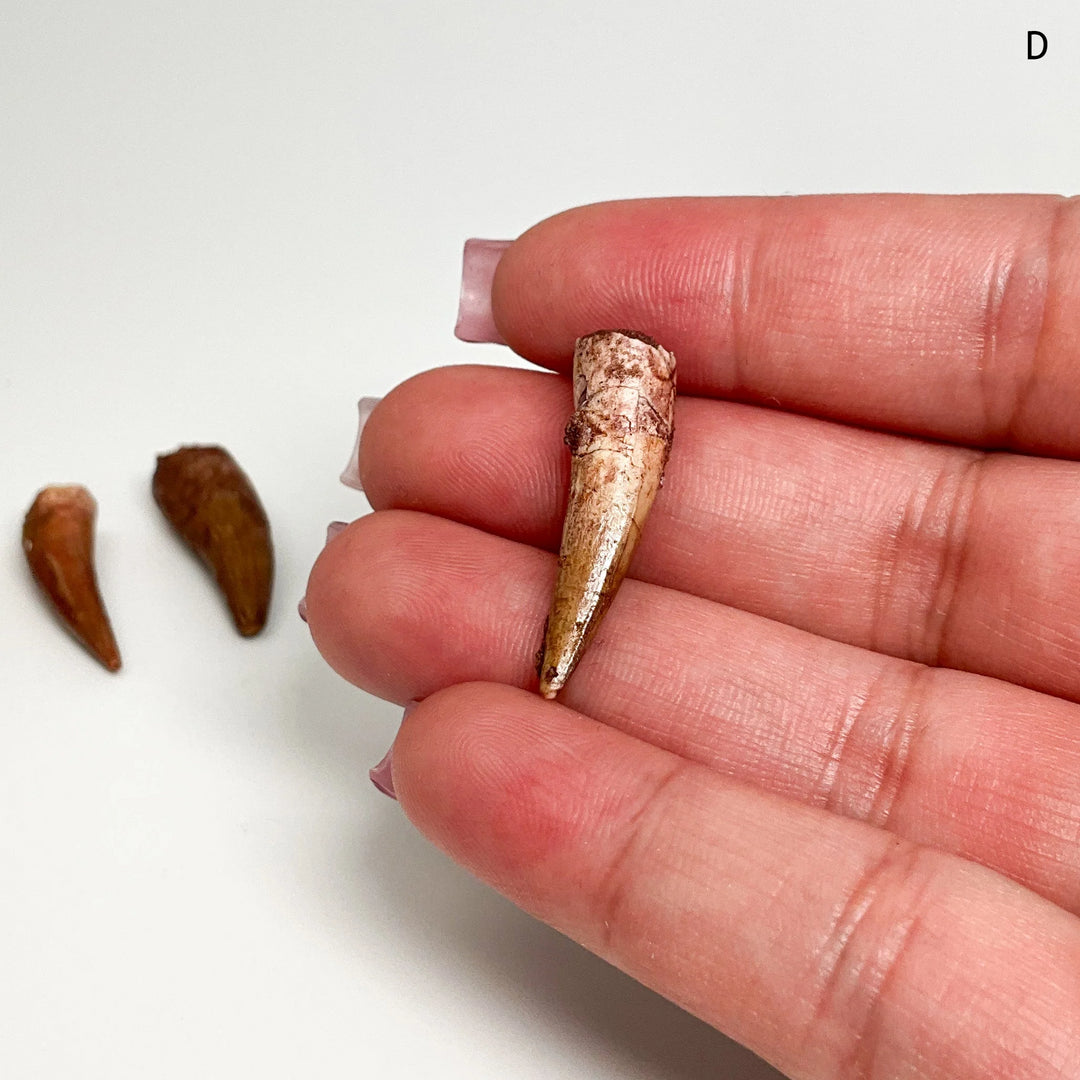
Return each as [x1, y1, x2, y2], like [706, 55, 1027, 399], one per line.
[538, 330, 676, 699]
[152, 445, 274, 637]
[22, 485, 122, 672]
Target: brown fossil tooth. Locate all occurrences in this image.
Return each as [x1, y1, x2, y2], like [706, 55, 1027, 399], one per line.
[152, 445, 273, 636]
[538, 330, 676, 699]
[22, 485, 122, 672]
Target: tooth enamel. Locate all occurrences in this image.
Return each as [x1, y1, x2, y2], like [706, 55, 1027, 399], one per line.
[538, 330, 676, 699]
[22, 484, 123, 673]
[152, 445, 274, 637]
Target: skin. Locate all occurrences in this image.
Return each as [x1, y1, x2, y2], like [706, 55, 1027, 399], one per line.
[305, 195, 1080, 1080]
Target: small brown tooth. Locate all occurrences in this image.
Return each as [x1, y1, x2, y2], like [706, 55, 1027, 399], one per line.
[538, 330, 676, 699]
[22, 485, 122, 672]
[152, 445, 273, 637]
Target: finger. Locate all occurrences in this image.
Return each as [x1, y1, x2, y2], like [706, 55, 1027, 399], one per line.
[484, 195, 1080, 455]
[393, 682, 1080, 1080]
[359, 365, 1080, 704]
[305, 510, 1080, 913]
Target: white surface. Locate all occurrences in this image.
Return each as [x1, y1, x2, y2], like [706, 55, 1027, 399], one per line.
[1, 2, 1077, 1076]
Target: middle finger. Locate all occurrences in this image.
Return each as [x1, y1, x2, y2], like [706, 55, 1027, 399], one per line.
[356, 364, 1080, 703]
[307, 509, 1080, 914]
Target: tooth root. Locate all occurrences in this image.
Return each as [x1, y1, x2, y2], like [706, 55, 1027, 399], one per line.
[22, 485, 122, 672]
[152, 446, 274, 637]
[539, 330, 676, 699]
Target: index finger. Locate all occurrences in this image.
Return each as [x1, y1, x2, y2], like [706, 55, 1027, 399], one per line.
[395, 682, 1080, 1080]
[485, 195, 1080, 454]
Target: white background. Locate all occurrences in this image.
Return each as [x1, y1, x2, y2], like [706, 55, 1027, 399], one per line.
[1, 2, 1077, 1076]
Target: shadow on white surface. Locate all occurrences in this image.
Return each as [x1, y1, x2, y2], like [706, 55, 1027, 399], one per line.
[362, 821, 786, 1079]
[283, 660, 784, 1079]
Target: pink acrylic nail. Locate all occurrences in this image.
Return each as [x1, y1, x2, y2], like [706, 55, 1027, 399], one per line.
[299, 522, 350, 621]
[369, 701, 418, 800]
[340, 397, 382, 491]
[369, 745, 396, 799]
[454, 239, 511, 344]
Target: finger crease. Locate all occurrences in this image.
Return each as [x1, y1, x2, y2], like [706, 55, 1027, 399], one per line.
[921, 456, 985, 667]
[807, 841, 936, 1079]
[977, 246, 1019, 440]
[816, 665, 890, 815]
[1003, 195, 1076, 446]
[868, 664, 935, 830]
[728, 233, 759, 399]
[595, 758, 689, 953]
[871, 452, 983, 665]
[817, 661, 928, 831]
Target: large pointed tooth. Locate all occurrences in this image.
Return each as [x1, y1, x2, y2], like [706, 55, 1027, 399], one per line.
[538, 330, 676, 699]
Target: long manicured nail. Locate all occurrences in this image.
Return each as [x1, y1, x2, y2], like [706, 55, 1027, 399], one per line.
[340, 397, 381, 492]
[369, 745, 396, 799]
[454, 239, 511, 344]
[539, 331, 677, 699]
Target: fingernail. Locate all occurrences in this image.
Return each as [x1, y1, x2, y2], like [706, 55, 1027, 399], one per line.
[298, 522, 349, 622]
[454, 238, 511, 344]
[369, 745, 396, 799]
[340, 397, 382, 491]
[369, 701, 418, 800]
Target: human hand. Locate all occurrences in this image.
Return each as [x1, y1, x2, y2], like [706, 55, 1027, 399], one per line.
[305, 196, 1080, 1079]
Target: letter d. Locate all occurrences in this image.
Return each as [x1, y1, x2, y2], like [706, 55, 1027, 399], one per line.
[1027, 31, 1048, 59]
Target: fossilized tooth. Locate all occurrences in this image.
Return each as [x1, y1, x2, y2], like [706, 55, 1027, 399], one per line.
[538, 330, 676, 699]
[22, 485, 122, 672]
[152, 445, 273, 636]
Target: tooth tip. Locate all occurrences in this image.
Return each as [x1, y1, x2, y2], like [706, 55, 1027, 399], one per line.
[539, 675, 562, 699]
[88, 631, 122, 671]
[82, 619, 123, 670]
[235, 616, 267, 637]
